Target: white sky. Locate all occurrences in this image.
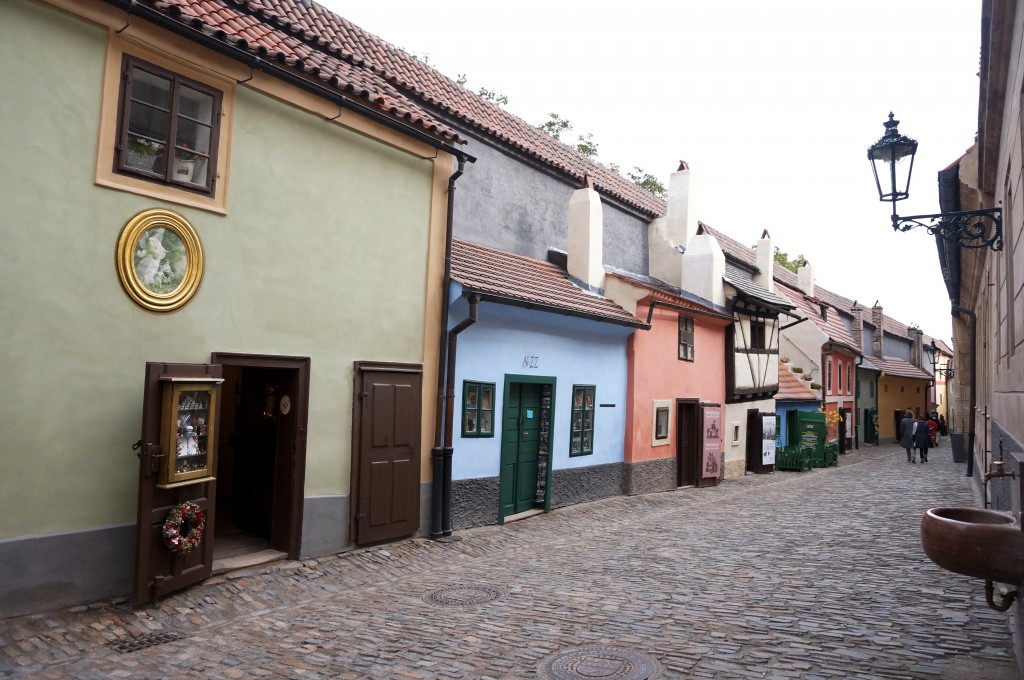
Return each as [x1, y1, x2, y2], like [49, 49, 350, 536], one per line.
[319, 0, 982, 345]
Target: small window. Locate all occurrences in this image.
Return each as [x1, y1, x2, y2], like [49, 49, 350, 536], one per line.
[847, 363, 852, 395]
[678, 316, 695, 361]
[827, 361, 833, 393]
[838, 360, 843, 393]
[869, 380, 875, 398]
[570, 385, 595, 456]
[462, 381, 495, 437]
[750, 320, 766, 350]
[655, 407, 670, 440]
[117, 56, 222, 194]
[732, 424, 741, 444]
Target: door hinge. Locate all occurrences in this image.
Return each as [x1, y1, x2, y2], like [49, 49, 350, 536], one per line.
[358, 387, 370, 400]
[355, 512, 366, 521]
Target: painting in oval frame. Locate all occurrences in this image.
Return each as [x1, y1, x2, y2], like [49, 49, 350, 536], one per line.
[116, 208, 204, 312]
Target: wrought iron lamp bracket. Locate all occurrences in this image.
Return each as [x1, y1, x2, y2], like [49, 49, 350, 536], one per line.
[891, 208, 1003, 251]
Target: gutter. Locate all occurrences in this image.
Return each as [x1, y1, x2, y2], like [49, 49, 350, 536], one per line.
[431, 293, 478, 540]
[462, 291, 646, 329]
[104, 0, 475, 162]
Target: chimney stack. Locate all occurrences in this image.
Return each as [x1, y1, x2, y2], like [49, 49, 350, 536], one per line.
[797, 261, 815, 297]
[753, 229, 775, 293]
[681, 227, 726, 307]
[872, 301, 884, 357]
[851, 306, 864, 355]
[666, 161, 699, 249]
[567, 175, 604, 290]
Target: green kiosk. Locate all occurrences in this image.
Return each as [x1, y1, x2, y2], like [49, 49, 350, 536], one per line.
[787, 411, 831, 468]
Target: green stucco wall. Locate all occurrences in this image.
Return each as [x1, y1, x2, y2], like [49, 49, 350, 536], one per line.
[0, 0, 435, 538]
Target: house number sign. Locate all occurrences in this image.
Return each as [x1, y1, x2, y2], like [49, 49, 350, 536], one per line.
[522, 355, 540, 369]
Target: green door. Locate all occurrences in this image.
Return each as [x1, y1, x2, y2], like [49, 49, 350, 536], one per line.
[500, 382, 542, 517]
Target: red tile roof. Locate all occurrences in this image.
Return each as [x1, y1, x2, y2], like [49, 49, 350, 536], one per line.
[152, 0, 666, 215]
[866, 355, 931, 380]
[134, 0, 461, 142]
[777, 362, 819, 401]
[777, 283, 860, 353]
[604, 271, 733, 322]
[451, 239, 644, 327]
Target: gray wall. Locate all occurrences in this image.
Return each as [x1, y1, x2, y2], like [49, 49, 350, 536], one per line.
[452, 135, 649, 276]
[884, 335, 912, 361]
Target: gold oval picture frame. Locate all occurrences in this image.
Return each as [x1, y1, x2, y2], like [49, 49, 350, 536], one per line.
[116, 209, 204, 312]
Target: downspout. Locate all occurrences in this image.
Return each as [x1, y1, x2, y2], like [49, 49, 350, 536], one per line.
[430, 156, 468, 540]
[854, 354, 863, 449]
[952, 305, 977, 478]
[434, 294, 478, 540]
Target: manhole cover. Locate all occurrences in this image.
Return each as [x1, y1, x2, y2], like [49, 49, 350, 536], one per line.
[107, 631, 184, 654]
[543, 646, 663, 680]
[422, 584, 506, 607]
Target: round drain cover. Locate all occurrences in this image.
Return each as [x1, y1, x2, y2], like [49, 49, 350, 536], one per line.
[422, 585, 506, 607]
[543, 646, 662, 680]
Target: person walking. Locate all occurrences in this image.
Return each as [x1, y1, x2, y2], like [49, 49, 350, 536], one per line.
[914, 414, 932, 463]
[927, 415, 939, 447]
[899, 409, 917, 463]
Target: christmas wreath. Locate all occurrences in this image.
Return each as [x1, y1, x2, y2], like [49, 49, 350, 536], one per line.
[162, 501, 205, 555]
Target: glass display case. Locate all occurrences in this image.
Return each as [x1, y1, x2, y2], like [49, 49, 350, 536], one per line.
[158, 378, 220, 487]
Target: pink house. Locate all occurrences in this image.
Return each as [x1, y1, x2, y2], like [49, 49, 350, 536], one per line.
[606, 274, 732, 493]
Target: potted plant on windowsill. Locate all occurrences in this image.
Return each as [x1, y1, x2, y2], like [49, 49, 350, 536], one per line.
[126, 137, 161, 173]
[173, 144, 201, 183]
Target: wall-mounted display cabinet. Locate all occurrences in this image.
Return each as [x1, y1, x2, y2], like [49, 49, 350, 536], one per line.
[158, 377, 221, 487]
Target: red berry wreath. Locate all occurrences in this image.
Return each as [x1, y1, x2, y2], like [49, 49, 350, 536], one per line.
[162, 501, 205, 555]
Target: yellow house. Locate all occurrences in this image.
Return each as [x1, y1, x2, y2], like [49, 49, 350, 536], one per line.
[0, 0, 468, 616]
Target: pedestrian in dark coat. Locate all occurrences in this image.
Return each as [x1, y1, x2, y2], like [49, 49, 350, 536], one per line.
[914, 415, 931, 462]
[899, 410, 917, 463]
[939, 415, 948, 436]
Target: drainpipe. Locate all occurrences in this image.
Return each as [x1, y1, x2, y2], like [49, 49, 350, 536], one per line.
[430, 157, 468, 540]
[952, 305, 977, 478]
[854, 354, 864, 449]
[431, 294, 478, 540]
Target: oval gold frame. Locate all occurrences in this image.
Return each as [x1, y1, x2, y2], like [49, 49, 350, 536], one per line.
[116, 209, 204, 312]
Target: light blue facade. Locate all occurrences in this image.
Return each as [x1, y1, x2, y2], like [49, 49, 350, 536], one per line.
[448, 295, 634, 483]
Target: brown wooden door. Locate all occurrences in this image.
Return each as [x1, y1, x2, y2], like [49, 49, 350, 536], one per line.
[132, 362, 222, 606]
[745, 408, 762, 473]
[353, 364, 422, 545]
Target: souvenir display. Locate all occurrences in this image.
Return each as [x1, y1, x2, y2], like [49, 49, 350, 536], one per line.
[570, 385, 596, 456]
[158, 379, 219, 487]
[533, 385, 553, 504]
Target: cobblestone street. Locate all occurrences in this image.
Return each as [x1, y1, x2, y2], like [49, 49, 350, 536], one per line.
[0, 443, 1017, 679]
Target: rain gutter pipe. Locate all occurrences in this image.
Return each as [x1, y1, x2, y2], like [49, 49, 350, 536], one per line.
[431, 294, 478, 539]
[428, 155, 472, 540]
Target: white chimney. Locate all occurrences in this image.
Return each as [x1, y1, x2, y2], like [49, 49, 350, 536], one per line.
[667, 161, 699, 249]
[567, 175, 604, 289]
[681, 230, 726, 307]
[753, 229, 775, 293]
[797, 262, 815, 297]
[647, 217, 682, 288]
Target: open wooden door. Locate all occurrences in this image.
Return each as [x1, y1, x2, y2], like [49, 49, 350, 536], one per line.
[352, 362, 422, 545]
[132, 362, 222, 606]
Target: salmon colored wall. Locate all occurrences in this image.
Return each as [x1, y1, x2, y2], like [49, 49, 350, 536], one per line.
[625, 304, 729, 463]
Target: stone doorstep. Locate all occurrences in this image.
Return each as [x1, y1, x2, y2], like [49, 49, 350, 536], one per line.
[502, 509, 544, 524]
[211, 549, 288, 576]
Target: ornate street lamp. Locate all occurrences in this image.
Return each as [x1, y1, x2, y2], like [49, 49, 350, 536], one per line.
[868, 113, 1003, 250]
[927, 339, 954, 379]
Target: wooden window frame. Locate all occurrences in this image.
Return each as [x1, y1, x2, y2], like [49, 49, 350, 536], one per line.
[116, 55, 222, 195]
[750, 319, 767, 350]
[461, 381, 495, 438]
[827, 361, 833, 393]
[654, 407, 670, 440]
[678, 315, 695, 362]
[570, 385, 596, 457]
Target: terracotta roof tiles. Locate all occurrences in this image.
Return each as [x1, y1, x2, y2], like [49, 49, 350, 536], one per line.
[138, 0, 461, 142]
[777, 362, 819, 401]
[451, 239, 644, 328]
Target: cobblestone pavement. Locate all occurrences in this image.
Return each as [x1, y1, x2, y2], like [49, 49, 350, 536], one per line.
[1, 443, 1018, 679]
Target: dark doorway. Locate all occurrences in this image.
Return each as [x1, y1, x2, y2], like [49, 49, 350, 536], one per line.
[676, 400, 700, 487]
[212, 353, 308, 560]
